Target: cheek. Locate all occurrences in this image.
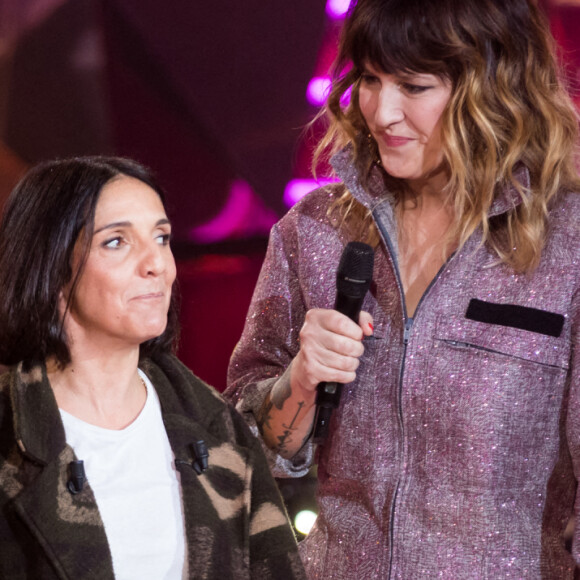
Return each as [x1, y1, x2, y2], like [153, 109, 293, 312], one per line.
[421, 106, 447, 143]
[428, 94, 450, 138]
[357, 89, 374, 124]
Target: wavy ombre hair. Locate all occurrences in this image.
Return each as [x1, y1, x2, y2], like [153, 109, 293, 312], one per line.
[316, 0, 580, 272]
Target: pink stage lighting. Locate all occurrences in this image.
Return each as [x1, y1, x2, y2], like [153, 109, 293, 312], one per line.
[284, 178, 338, 207]
[326, 0, 351, 20]
[190, 180, 276, 243]
[306, 76, 332, 106]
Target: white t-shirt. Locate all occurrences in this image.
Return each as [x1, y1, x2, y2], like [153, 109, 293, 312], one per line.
[59, 370, 187, 579]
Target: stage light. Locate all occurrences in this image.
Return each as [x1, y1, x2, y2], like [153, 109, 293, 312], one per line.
[283, 178, 338, 207]
[276, 467, 318, 538]
[190, 179, 276, 242]
[326, 0, 351, 20]
[294, 510, 318, 536]
[306, 76, 332, 106]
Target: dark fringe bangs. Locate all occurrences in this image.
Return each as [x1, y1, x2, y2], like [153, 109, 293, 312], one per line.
[344, 0, 461, 79]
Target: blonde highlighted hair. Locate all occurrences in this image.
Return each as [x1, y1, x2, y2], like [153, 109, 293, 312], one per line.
[314, 0, 580, 271]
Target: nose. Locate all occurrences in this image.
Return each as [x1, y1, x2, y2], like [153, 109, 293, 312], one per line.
[139, 240, 167, 277]
[374, 82, 405, 128]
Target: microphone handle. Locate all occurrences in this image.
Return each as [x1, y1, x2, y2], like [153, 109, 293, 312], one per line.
[312, 292, 364, 443]
[334, 292, 366, 324]
[312, 382, 343, 443]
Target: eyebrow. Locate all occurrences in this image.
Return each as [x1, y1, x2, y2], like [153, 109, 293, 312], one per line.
[94, 218, 171, 235]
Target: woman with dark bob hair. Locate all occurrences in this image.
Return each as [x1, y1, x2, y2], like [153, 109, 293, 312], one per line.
[225, 0, 580, 578]
[0, 157, 306, 580]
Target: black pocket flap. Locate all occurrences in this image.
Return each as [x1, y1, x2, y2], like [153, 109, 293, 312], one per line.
[465, 298, 565, 338]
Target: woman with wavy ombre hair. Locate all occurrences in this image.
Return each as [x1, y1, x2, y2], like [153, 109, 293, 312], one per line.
[226, 0, 580, 578]
[320, 0, 580, 271]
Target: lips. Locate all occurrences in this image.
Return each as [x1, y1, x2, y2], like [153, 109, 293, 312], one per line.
[131, 291, 165, 301]
[382, 134, 413, 147]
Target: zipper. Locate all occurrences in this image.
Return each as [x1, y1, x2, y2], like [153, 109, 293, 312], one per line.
[403, 317, 414, 345]
[374, 209, 457, 579]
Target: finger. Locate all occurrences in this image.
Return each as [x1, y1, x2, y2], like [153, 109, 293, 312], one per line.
[304, 309, 364, 340]
[358, 311, 374, 336]
[312, 348, 361, 374]
[292, 349, 360, 390]
[323, 333, 365, 358]
[300, 323, 365, 359]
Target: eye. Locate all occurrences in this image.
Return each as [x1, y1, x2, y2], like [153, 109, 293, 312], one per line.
[360, 72, 380, 86]
[155, 232, 171, 246]
[400, 82, 432, 95]
[103, 236, 124, 249]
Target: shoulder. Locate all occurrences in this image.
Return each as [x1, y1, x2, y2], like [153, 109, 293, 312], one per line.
[275, 183, 344, 234]
[547, 189, 580, 245]
[550, 188, 580, 217]
[144, 355, 271, 459]
[539, 190, 580, 295]
[270, 183, 349, 260]
[142, 354, 226, 410]
[290, 182, 345, 212]
[140, 355, 228, 424]
[142, 354, 251, 435]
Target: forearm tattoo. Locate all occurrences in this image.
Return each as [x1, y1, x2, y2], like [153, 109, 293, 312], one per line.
[257, 384, 309, 454]
[270, 379, 292, 409]
[275, 401, 306, 453]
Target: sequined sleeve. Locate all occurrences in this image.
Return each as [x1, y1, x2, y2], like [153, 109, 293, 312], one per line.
[225, 221, 314, 477]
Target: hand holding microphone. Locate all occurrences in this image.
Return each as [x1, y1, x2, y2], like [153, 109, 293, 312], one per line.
[289, 242, 375, 444]
[261, 243, 374, 458]
[309, 242, 374, 443]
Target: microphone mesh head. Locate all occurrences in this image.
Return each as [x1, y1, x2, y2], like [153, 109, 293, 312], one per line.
[336, 241, 374, 297]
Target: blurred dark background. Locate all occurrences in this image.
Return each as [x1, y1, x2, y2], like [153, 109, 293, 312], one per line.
[0, 0, 331, 388]
[0, 0, 578, 536]
[0, 0, 578, 390]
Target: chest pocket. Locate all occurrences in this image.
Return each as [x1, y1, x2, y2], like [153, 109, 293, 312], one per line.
[423, 303, 571, 490]
[434, 299, 570, 371]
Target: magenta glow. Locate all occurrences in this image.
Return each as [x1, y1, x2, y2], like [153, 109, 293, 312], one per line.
[284, 178, 339, 207]
[326, 0, 351, 19]
[306, 76, 332, 106]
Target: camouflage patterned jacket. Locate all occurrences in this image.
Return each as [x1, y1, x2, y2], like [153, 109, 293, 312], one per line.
[0, 353, 305, 580]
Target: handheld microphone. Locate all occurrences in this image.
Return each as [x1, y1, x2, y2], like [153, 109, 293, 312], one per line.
[312, 241, 374, 444]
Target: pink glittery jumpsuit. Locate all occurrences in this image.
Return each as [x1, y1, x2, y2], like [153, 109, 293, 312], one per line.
[225, 147, 580, 579]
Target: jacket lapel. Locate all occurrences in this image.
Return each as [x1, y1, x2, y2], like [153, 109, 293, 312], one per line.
[12, 446, 113, 579]
[145, 355, 252, 578]
[10, 361, 114, 579]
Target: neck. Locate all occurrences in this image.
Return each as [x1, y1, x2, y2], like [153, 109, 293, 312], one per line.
[48, 348, 147, 430]
[404, 163, 450, 203]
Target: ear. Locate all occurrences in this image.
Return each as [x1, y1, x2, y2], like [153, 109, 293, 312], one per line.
[58, 289, 70, 320]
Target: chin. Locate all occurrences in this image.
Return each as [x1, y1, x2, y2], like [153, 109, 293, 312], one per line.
[133, 321, 168, 345]
[143, 327, 167, 343]
[383, 168, 417, 181]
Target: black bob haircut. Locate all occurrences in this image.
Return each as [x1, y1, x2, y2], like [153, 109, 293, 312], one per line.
[0, 156, 179, 367]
